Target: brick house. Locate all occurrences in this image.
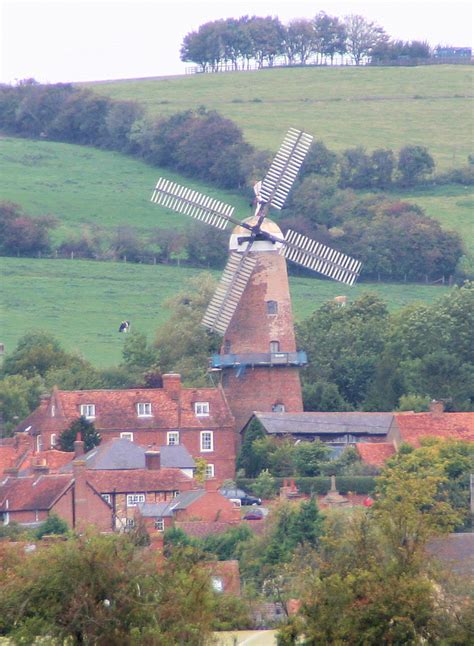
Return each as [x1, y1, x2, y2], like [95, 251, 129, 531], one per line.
[14, 373, 236, 482]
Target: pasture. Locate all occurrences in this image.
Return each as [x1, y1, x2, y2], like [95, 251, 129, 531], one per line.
[85, 65, 474, 171]
[0, 256, 449, 367]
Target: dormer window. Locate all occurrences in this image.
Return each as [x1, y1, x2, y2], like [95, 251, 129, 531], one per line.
[195, 402, 210, 417]
[80, 404, 95, 419]
[137, 402, 152, 417]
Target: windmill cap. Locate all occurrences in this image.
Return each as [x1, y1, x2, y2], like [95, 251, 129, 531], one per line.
[230, 216, 284, 253]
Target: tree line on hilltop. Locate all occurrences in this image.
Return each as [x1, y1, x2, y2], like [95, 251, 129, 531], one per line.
[180, 13, 434, 71]
[0, 82, 472, 281]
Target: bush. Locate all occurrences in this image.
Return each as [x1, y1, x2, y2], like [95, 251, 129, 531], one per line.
[237, 476, 377, 496]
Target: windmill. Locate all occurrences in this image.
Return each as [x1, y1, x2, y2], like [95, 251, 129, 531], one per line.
[151, 128, 361, 430]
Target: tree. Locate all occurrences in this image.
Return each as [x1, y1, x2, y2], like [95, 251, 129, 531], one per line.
[293, 441, 331, 476]
[247, 16, 285, 68]
[397, 145, 435, 187]
[313, 12, 347, 63]
[1, 330, 69, 379]
[0, 374, 43, 435]
[251, 469, 276, 499]
[0, 201, 56, 257]
[343, 14, 388, 65]
[154, 274, 221, 385]
[35, 513, 69, 539]
[283, 19, 316, 65]
[59, 416, 101, 452]
[0, 532, 215, 645]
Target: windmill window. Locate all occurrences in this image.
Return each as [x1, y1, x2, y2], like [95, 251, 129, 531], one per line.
[267, 300, 278, 315]
[80, 404, 95, 419]
[270, 341, 280, 353]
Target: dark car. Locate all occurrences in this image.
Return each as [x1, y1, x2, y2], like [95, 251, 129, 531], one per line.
[219, 487, 262, 506]
[243, 508, 264, 520]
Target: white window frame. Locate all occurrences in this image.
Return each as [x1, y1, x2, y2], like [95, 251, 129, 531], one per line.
[136, 402, 152, 417]
[126, 518, 135, 528]
[205, 464, 215, 478]
[270, 341, 280, 353]
[126, 493, 145, 507]
[200, 431, 214, 452]
[36, 435, 43, 452]
[195, 402, 210, 417]
[211, 576, 224, 593]
[167, 431, 180, 446]
[101, 493, 111, 504]
[120, 432, 134, 442]
[50, 433, 57, 447]
[272, 403, 286, 413]
[154, 518, 165, 531]
[80, 404, 96, 419]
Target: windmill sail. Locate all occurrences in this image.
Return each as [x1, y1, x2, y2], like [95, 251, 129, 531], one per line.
[151, 178, 235, 230]
[259, 128, 313, 210]
[281, 230, 362, 286]
[202, 252, 257, 335]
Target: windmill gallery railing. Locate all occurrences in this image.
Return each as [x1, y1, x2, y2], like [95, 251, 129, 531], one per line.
[210, 351, 308, 370]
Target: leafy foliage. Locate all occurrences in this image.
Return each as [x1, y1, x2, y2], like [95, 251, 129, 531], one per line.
[59, 416, 101, 453]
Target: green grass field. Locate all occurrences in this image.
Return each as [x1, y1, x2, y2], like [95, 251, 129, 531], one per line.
[0, 256, 449, 367]
[85, 65, 474, 171]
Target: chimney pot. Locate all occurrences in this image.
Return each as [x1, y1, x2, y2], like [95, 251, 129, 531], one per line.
[145, 450, 161, 470]
[74, 434, 85, 457]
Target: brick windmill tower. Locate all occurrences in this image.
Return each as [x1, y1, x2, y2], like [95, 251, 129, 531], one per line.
[151, 129, 361, 432]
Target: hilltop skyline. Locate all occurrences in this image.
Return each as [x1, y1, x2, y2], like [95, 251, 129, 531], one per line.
[1, 0, 472, 85]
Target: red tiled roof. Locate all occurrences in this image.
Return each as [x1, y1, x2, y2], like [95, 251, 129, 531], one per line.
[16, 386, 234, 433]
[356, 443, 395, 466]
[28, 450, 73, 473]
[0, 446, 20, 473]
[0, 474, 73, 512]
[86, 468, 193, 494]
[395, 412, 474, 447]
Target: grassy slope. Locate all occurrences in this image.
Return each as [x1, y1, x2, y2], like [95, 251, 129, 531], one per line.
[0, 257, 448, 366]
[85, 65, 474, 171]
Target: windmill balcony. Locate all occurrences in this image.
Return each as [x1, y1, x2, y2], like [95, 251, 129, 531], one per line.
[210, 351, 308, 370]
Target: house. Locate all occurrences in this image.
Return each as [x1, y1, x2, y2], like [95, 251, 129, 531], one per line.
[14, 373, 237, 482]
[136, 482, 241, 533]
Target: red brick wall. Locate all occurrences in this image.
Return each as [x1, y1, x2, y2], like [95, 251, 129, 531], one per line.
[175, 491, 241, 523]
[221, 250, 304, 432]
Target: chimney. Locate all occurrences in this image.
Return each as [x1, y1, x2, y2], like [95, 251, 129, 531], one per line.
[4, 466, 19, 478]
[145, 450, 161, 470]
[74, 432, 85, 457]
[72, 457, 88, 531]
[162, 373, 181, 400]
[33, 459, 49, 477]
[429, 400, 445, 417]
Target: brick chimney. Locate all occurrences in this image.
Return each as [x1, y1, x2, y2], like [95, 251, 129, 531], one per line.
[74, 433, 85, 457]
[162, 373, 181, 400]
[33, 460, 49, 477]
[429, 400, 445, 417]
[145, 450, 161, 470]
[72, 457, 88, 531]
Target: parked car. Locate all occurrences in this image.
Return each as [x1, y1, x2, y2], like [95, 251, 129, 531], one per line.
[219, 487, 262, 506]
[243, 508, 264, 520]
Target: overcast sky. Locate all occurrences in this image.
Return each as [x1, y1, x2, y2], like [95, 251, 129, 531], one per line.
[1, 0, 472, 84]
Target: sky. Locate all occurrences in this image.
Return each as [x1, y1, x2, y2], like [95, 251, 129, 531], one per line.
[0, 0, 472, 84]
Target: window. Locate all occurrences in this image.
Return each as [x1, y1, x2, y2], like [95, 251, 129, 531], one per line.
[36, 435, 43, 452]
[51, 405, 55, 418]
[126, 518, 135, 528]
[154, 518, 165, 531]
[195, 402, 210, 417]
[126, 493, 145, 507]
[211, 577, 224, 593]
[167, 431, 179, 446]
[223, 339, 231, 353]
[80, 404, 95, 419]
[200, 431, 214, 452]
[266, 300, 278, 315]
[137, 402, 152, 417]
[120, 432, 134, 442]
[272, 403, 286, 413]
[101, 494, 111, 504]
[50, 434, 57, 447]
[270, 341, 280, 353]
[205, 464, 215, 479]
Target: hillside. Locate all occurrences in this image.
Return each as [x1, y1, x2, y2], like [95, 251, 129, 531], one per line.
[0, 257, 449, 366]
[85, 65, 473, 171]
